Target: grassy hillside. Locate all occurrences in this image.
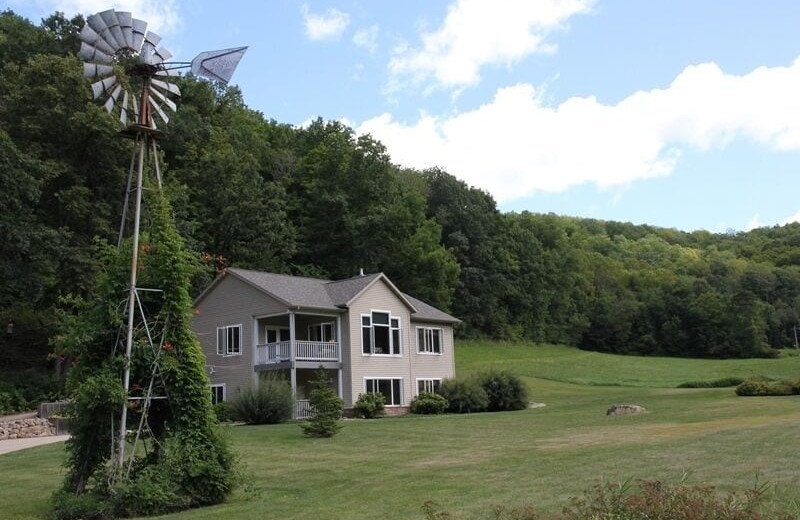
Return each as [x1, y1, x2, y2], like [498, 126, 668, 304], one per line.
[1, 342, 799, 519]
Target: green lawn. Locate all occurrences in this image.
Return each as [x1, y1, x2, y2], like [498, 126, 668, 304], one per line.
[2, 343, 799, 520]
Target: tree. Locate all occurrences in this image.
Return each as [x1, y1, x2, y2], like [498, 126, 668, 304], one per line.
[300, 368, 343, 438]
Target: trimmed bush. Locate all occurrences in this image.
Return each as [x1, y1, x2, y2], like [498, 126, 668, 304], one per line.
[353, 392, 385, 418]
[475, 369, 529, 411]
[439, 378, 488, 413]
[410, 392, 448, 414]
[231, 378, 293, 424]
[735, 378, 797, 396]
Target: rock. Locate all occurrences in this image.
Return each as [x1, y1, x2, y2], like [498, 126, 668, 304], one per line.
[606, 404, 646, 416]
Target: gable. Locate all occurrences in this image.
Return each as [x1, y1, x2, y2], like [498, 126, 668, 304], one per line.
[194, 271, 288, 317]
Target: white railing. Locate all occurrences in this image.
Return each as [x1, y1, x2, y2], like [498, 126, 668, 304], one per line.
[294, 399, 313, 419]
[295, 341, 339, 361]
[255, 341, 339, 365]
[255, 341, 291, 364]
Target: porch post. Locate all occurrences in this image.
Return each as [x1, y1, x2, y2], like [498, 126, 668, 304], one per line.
[337, 368, 343, 401]
[289, 311, 297, 413]
[335, 314, 342, 362]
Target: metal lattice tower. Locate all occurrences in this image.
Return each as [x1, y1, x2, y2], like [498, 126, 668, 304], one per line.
[78, 9, 246, 473]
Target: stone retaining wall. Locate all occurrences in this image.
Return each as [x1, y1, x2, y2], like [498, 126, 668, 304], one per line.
[0, 417, 56, 440]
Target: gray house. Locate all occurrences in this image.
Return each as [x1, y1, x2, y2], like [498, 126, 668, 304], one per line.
[193, 268, 459, 417]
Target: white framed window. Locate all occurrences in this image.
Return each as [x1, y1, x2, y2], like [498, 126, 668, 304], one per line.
[309, 322, 336, 342]
[416, 378, 442, 395]
[365, 378, 403, 406]
[265, 326, 289, 344]
[362, 311, 401, 355]
[416, 327, 442, 354]
[216, 324, 242, 356]
[210, 383, 225, 404]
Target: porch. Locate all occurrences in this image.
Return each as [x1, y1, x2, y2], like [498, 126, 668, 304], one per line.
[252, 311, 343, 419]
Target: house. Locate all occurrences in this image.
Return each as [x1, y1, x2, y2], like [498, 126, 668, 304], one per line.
[193, 268, 459, 417]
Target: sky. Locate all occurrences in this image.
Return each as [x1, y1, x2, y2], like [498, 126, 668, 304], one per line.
[9, 0, 800, 232]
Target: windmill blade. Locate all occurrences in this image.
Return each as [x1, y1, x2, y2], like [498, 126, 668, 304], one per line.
[99, 10, 126, 51]
[79, 42, 113, 64]
[151, 78, 180, 96]
[79, 25, 116, 56]
[86, 12, 120, 53]
[83, 62, 114, 79]
[149, 84, 177, 112]
[91, 75, 118, 100]
[131, 94, 140, 123]
[117, 11, 134, 50]
[155, 69, 179, 77]
[148, 96, 170, 124]
[131, 18, 147, 51]
[190, 46, 248, 84]
[154, 48, 173, 63]
[103, 84, 124, 113]
[120, 90, 130, 125]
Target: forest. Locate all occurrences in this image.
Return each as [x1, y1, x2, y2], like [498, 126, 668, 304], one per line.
[3, 9, 800, 377]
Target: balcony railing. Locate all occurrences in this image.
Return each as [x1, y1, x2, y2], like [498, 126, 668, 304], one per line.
[256, 341, 340, 365]
[294, 399, 313, 419]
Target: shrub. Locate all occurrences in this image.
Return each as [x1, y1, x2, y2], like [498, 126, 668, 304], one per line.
[300, 368, 343, 438]
[736, 378, 798, 396]
[474, 369, 529, 411]
[439, 378, 488, 413]
[410, 392, 448, 414]
[353, 392, 385, 418]
[231, 378, 293, 424]
[677, 377, 746, 388]
[213, 401, 233, 422]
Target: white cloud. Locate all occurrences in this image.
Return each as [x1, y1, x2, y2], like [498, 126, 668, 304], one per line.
[388, 0, 594, 92]
[745, 213, 763, 231]
[20, 0, 181, 34]
[357, 58, 800, 203]
[353, 25, 379, 53]
[780, 211, 800, 226]
[301, 4, 350, 41]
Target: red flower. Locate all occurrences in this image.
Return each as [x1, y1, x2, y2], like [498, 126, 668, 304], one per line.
[163, 342, 174, 351]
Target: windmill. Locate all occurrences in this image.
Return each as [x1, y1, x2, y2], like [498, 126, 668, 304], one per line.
[78, 9, 246, 473]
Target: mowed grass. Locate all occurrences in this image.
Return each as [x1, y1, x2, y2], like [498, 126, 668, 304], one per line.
[1, 342, 799, 520]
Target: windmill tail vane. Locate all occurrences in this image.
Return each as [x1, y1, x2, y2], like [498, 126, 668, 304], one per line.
[78, 8, 246, 473]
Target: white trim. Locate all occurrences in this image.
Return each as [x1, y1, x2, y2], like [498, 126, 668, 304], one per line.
[363, 376, 404, 406]
[415, 326, 443, 355]
[415, 378, 442, 396]
[210, 383, 226, 403]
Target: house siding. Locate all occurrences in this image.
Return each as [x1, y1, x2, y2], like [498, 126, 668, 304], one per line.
[409, 320, 455, 395]
[346, 279, 414, 408]
[193, 273, 287, 400]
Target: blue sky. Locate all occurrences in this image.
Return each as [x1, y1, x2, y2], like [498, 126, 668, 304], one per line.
[12, 0, 800, 232]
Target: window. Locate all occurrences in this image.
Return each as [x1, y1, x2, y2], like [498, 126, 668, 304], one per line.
[216, 324, 242, 356]
[309, 322, 336, 342]
[265, 326, 289, 344]
[210, 384, 225, 404]
[417, 327, 442, 354]
[365, 378, 403, 406]
[417, 379, 441, 395]
[362, 311, 401, 355]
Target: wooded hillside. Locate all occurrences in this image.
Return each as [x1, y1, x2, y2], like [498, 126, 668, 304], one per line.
[3, 10, 800, 363]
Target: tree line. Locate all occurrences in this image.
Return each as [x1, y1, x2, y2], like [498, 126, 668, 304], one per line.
[2, 10, 799, 364]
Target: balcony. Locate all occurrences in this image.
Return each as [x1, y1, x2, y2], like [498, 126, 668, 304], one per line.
[256, 340, 340, 366]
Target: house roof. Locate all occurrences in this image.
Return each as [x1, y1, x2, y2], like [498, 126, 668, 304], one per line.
[202, 268, 459, 323]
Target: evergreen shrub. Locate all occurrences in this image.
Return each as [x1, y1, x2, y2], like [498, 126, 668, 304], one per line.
[735, 378, 798, 396]
[213, 401, 233, 422]
[300, 368, 343, 437]
[474, 368, 529, 411]
[353, 392, 385, 418]
[410, 392, 448, 414]
[676, 377, 746, 388]
[231, 378, 293, 424]
[439, 378, 488, 413]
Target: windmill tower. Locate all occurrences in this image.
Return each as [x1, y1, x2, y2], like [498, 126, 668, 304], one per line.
[78, 9, 246, 473]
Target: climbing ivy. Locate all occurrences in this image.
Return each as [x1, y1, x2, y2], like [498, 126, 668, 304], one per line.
[52, 179, 236, 518]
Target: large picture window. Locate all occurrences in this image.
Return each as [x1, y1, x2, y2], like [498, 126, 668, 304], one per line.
[366, 378, 403, 406]
[362, 311, 401, 355]
[216, 324, 242, 356]
[417, 327, 442, 354]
